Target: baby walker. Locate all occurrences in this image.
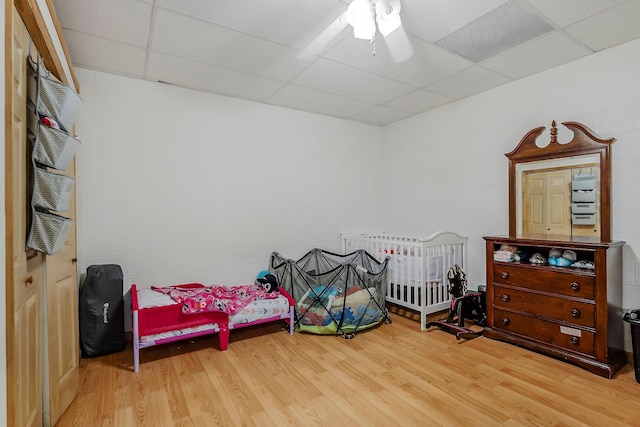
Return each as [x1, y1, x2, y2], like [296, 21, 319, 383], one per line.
[425, 264, 486, 340]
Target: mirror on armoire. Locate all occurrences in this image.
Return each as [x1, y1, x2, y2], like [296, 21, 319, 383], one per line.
[506, 120, 614, 242]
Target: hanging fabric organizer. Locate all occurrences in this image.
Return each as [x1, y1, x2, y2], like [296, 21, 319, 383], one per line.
[25, 58, 82, 255]
[571, 171, 597, 226]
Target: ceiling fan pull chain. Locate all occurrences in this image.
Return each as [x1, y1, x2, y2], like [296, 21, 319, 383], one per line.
[371, 36, 376, 56]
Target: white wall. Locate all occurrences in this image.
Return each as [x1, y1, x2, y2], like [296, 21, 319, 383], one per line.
[75, 69, 384, 290]
[379, 38, 640, 351]
[75, 38, 640, 353]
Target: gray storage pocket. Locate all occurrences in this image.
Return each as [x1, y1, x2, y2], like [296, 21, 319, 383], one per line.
[572, 202, 596, 214]
[27, 60, 81, 132]
[32, 165, 75, 212]
[572, 189, 596, 203]
[572, 173, 597, 191]
[572, 214, 597, 225]
[26, 208, 73, 255]
[32, 123, 81, 170]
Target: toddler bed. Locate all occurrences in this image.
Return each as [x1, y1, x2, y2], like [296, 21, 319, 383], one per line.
[131, 283, 295, 372]
[341, 228, 467, 330]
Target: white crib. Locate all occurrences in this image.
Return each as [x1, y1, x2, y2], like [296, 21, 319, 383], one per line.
[341, 228, 468, 330]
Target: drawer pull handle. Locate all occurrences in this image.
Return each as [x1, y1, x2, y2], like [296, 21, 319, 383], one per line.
[570, 282, 580, 291]
[25, 276, 33, 285]
[571, 336, 580, 345]
[501, 272, 509, 279]
[502, 294, 510, 302]
[502, 318, 510, 326]
[571, 308, 580, 318]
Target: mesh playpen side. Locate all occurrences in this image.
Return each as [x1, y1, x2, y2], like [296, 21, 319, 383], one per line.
[270, 248, 391, 337]
[341, 228, 468, 330]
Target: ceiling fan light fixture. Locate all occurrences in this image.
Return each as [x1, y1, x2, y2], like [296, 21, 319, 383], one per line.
[346, 0, 376, 40]
[353, 18, 376, 40]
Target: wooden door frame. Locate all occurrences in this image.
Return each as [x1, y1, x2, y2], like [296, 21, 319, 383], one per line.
[13, 0, 77, 89]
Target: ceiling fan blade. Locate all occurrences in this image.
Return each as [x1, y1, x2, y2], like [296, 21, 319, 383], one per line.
[375, 0, 402, 36]
[298, 12, 348, 61]
[384, 26, 414, 63]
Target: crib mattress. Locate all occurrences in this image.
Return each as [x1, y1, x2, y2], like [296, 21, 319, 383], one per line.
[137, 288, 290, 342]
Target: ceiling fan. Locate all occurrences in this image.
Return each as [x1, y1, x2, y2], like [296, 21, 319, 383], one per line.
[299, 0, 414, 63]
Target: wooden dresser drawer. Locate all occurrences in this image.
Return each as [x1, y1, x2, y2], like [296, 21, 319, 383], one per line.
[493, 308, 595, 356]
[492, 263, 595, 300]
[492, 286, 595, 327]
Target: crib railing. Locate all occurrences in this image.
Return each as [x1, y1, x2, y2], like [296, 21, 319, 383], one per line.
[341, 229, 467, 330]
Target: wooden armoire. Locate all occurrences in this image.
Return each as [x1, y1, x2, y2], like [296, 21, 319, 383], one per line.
[6, 1, 80, 425]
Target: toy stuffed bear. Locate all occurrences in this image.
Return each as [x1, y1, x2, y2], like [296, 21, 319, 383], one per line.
[256, 272, 279, 293]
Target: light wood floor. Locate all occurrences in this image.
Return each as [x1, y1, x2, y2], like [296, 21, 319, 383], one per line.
[56, 309, 640, 427]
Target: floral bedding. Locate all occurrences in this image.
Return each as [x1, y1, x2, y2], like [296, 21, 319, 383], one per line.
[151, 284, 279, 315]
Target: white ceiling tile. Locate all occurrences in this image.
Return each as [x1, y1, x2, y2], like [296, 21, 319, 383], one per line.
[62, 29, 147, 77]
[384, 90, 454, 113]
[53, 0, 152, 47]
[157, 0, 348, 50]
[151, 9, 307, 81]
[268, 84, 373, 119]
[565, 1, 640, 51]
[425, 66, 512, 98]
[349, 106, 416, 126]
[401, 0, 510, 42]
[51, 0, 640, 126]
[323, 31, 397, 66]
[146, 52, 285, 102]
[525, 0, 625, 27]
[324, 34, 473, 87]
[482, 31, 592, 79]
[293, 59, 415, 105]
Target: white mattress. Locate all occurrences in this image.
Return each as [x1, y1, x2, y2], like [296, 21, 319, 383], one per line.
[136, 288, 290, 343]
[138, 288, 176, 309]
[229, 296, 290, 326]
[139, 323, 220, 343]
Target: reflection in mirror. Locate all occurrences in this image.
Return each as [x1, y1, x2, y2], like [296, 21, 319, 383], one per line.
[516, 155, 600, 237]
[506, 121, 614, 242]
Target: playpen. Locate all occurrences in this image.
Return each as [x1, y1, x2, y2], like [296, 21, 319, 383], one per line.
[270, 248, 390, 337]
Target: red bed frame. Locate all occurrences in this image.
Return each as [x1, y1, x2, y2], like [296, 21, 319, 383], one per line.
[131, 283, 295, 372]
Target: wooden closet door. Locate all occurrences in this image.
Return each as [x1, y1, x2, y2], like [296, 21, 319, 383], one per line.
[522, 171, 546, 235]
[8, 4, 80, 424]
[545, 169, 571, 235]
[44, 156, 80, 426]
[7, 6, 44, 426]
[522, 169, 571, 236]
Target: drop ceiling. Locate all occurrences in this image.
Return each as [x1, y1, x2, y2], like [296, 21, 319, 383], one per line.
[52, 0, 640, 126]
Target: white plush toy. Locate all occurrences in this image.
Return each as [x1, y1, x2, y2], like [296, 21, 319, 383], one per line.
[329, 288, 376, 311]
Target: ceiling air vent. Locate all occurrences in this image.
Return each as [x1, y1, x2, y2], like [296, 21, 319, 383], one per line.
[435, 0, 555, 63]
